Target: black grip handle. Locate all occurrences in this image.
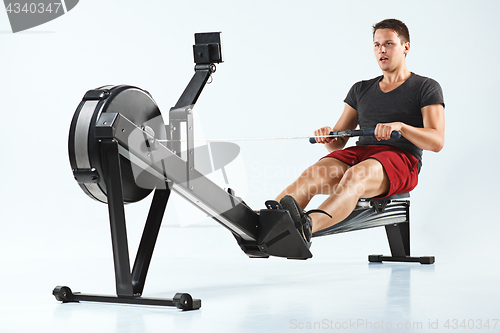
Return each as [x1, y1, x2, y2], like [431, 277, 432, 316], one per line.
[309, 129, 401, 144]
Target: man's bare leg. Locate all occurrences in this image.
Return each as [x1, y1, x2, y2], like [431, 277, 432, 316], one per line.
[275, 158, 349, 208]
[311, 158, 390, 233]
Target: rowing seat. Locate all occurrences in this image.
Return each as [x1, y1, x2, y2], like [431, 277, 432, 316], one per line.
[312, 192, 435, 264]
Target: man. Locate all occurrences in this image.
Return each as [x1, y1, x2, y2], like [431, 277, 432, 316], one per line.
[271, 19, 445, 244]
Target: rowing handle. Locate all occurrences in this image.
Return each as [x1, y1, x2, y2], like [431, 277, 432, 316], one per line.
[309, 129, 401, 144]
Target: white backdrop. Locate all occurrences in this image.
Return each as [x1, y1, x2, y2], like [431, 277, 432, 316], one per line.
[0, 0, 499, 273]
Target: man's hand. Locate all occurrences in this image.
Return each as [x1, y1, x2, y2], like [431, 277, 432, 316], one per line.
[375, 122, 403, 141]
[375, 102, 445, 152]
[314, 126, 337, 144]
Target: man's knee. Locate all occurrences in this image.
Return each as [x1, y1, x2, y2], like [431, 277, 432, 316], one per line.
[342, 166, 363, 183]
[339, 162, 387, 197]
[339, 165, 369, 191]
[336, 168, 366, 196]
[345, 161, 385, 181]
[300, 160, 346, 182]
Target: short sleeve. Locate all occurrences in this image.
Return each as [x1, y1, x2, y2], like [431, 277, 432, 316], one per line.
[419, 78, 445, 109]
[344, 81, 361, 110]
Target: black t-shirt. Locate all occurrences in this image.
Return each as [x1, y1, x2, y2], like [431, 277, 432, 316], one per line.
[344, 73, 444, 165]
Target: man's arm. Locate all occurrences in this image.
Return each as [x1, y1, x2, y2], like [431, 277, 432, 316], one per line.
[314, 103, 358, 152]
[374, 103, 445, 152]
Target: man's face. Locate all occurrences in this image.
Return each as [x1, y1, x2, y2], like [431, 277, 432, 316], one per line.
[373, 28, 409, 72]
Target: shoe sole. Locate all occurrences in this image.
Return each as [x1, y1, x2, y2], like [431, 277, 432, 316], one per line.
[280, 196, 307, 240]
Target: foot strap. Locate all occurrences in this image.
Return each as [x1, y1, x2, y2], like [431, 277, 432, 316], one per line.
[304, 209, 332, 219]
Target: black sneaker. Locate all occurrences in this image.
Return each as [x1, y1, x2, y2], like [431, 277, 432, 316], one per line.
[279, 195, 332, 243]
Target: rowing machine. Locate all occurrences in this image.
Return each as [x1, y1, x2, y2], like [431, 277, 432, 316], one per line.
[54, 32, 312, 310]
[53, 32, 434, 311]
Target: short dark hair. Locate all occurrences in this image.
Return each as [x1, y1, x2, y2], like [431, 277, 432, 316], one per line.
[373, 19, 410, 44]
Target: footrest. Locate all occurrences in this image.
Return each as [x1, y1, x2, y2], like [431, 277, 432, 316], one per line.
[257, 209, 312, 260]
[368, 254, 435, 265]
[53, 286, 201, 310]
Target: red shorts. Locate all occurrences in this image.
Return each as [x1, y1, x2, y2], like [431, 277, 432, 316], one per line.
[322, 145, 419, 198]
